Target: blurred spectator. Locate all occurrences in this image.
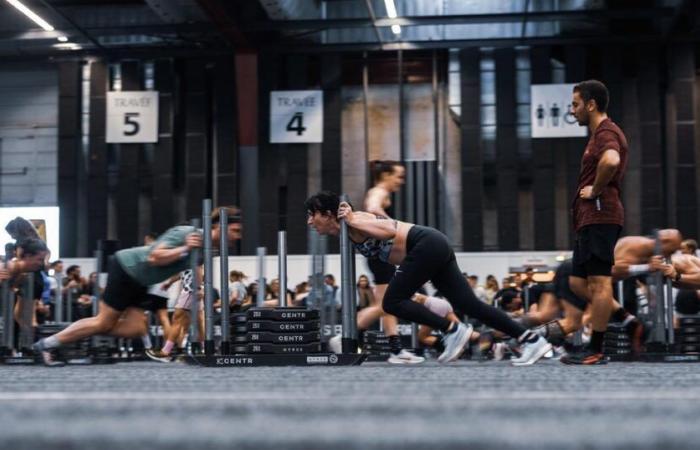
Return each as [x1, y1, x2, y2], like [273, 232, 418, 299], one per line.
[467, 275, 488, 303]
[356, 275, 374, 310]
[294, 281, 310, 305]
[266, 278, 293, 306]
[484, 275, 499, 305]
[228, 270, 248, 308]
[521, 267, 536, 288]
[681, 239, 698, 256]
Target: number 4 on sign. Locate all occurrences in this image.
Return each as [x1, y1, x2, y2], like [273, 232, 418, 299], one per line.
[286, 112, 306, 136]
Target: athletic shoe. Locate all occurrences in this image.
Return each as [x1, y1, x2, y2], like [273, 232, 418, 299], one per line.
[438, 322, 473, 363]
[625, 317, 646, 355]
[387, 349, 425, 364]
[328, 334, 342, 354]
[560, 347, 607, 365]
[145, 349, 174, 363]
[31, 343, 65, 367]
[511, 336, 552, 366]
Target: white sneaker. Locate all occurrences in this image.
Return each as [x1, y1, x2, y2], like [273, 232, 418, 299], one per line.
[438, 322, 473, 363]
[328, 334, 342, 354]
[387, 349, 425, 364]
[511, 335, 552, 366]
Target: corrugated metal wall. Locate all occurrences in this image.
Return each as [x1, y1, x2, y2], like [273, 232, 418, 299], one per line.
[0, 63, 58, 206]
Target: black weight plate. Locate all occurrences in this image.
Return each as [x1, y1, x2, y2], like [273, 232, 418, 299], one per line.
[602, 340, 631, 348]
[246, 331, 321, 344]
[247, 320, 320, 333]
[606, 324, 626, 332]
[679, 335, 700, 344]
[231, 325, 248, 334]
[231, 313, 247, 323]
[677, 326, 700, 335]
[363, 344, 392, 352]
[247, 308, 319, 321]
[603, 348, 631, 355]
[235, 342, 323, 354]
[364, 337, 391, 345]
[604, 332, 629, 341]
[679, 317, 700, 326]
[681, 344, 700, 353]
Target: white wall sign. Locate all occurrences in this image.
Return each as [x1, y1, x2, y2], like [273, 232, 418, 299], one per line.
[270, 90, 323, 143]
[531, 84, 588, 138]
[106, 91, 159, 143]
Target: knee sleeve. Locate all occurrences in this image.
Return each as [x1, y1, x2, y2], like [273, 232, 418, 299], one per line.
[534, 320, 565, 346]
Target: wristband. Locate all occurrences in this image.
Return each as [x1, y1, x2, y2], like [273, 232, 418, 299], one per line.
[628, 264, 650, 276]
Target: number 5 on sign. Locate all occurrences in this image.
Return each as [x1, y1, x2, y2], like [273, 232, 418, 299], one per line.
[270, 90, 323, 143]
[106, 91, 159, 143]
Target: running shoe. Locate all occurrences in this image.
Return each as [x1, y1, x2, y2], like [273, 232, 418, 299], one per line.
[328, 334, 342, 354]
[438, 322, 473, 363]
[560, 346, 607, 365]
[511, 335, 552, 366]
[31, 343, 65, 367]
[387, 349, 425, 364]
[145, 349, 174, 363]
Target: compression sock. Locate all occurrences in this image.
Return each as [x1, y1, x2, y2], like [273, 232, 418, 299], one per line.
[162, 340, 174, 355]
[590, 330, 605, 353]
[388, 335, 402, 355]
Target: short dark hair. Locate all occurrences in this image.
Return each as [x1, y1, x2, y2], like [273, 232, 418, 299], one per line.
[18, 238, 48, 256]
[468, 275, 478, 281]
[305, 191, 344, 217]
[369, 160, 402, 184]
[211, 206, 241, 225]
[144, 232, 158, 241]
[573, 80, 609, 113]
[66, 265, 80, 275]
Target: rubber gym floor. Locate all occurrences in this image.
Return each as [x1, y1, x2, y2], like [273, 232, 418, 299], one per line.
[1, 359, 699, 449]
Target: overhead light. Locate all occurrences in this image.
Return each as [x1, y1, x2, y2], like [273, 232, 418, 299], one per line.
[383, 0, 401, 35]
[54, 42, 82, 50]
[57, 36, 68, 42]
[6, 0, 54, 31]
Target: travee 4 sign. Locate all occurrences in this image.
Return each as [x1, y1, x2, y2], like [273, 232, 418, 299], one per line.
[106, 91, 159, 143]
[270, 90, 323, 143]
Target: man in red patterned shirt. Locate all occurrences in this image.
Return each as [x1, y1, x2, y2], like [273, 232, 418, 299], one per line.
[563, 80, 632, 365]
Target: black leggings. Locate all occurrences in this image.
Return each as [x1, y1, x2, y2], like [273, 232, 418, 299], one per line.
[382, 226, 527, 338]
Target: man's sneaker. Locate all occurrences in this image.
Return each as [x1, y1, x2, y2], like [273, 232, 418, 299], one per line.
[31, 343, 65, 367]
[625, 317, 646, 355]
[560, 347, 607, 365]
[145, 349, 174, 363]
[328, 334, 342, 354]
[511, 336, 552, 366]
[438, 322, 473, 363]
[387, 349, 425, 364]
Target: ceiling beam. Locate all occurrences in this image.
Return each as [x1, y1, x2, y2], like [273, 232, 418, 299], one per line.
[241, 8, 676, 32]
[262, 32, 700, 53]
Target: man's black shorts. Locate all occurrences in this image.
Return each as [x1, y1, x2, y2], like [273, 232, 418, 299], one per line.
[103, 257, 148, 312]
[367, 258, 396, 285]
[571, 224, 621, 278]
[138, 294, 168, 312]
[555, 260, 588, 311]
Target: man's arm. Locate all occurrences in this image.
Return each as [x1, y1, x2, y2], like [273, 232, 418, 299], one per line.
[339, 204, 397, 240]
[586, 149, 620, 198]
[147, 233, 201, 266]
